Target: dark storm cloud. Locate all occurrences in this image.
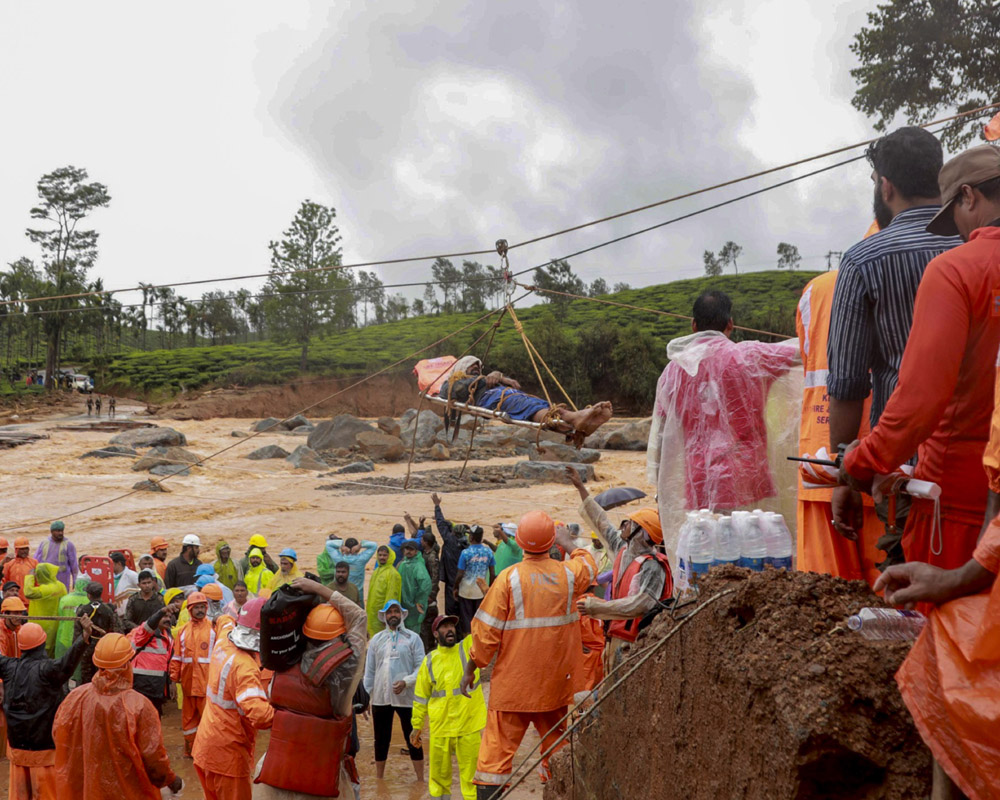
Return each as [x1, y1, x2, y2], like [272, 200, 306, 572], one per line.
[260, 2, 875, 293]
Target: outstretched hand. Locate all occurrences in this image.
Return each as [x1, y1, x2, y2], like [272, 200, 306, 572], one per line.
[564, 465, 588, 499]
[431, 492, 442, 506]
[874, 562, 954, 608]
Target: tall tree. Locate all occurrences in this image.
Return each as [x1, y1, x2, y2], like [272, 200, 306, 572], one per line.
[776, 242, 802, 271]
[430, 258, 462, 313]
[263, 200, 353, 371]
[589, 278, 609, 297]
[532, 259, 585, 317]
[719, 241, 743, 276]
[612, 282, 632, 293]
[850, 0, 1000, 149]
[422, 283, 439, 315]
[26, 166, 110, 388]
[703, 250, 723, 277]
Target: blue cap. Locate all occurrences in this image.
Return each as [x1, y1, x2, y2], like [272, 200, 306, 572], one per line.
[195, 564, 215, 576]
[195, 575, 213, 588]
[279, 548, 297, 560]
[380, 599, 402, 613]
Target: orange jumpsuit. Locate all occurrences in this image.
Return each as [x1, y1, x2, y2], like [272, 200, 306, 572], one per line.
[53, 663, 177, 799]
[3, 557, 38, 604]
[845, 226, 1000, 570]
[190, 635, 273, 800]
[575, 601, 605, 693]
[796, 270, 883, 586]
[169, 617, 216, 754]
[0, 622, 20, 752]
[152, 556, 167, 582]
[470, 548, 596, 788]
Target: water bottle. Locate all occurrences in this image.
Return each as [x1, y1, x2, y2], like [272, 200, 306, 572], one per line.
[675, 513, 697, 596]
[847, 608, 926, 641]
[712, 516, 740, 566]
[762, 512, 794, 570]
[688, 518, 715, 576]
[739, 515, 767, 571]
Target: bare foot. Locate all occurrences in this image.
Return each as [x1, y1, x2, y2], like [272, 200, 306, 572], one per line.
[570, 401, 613, 436]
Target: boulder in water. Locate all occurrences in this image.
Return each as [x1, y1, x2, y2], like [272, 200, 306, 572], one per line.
[307, 415, 376, 451]
[252, 417, 282, 432]
[513, 461, 595, 483]
[356, 431, 405, 462]
[336, 460, 375, 474]
[80, 445, 137, 459]
[245, 444, 290, 460]
[110, 427, 187, 448]
[286, 445, 329, 471]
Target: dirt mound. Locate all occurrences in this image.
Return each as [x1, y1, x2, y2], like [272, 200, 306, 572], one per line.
[545, 568, 930, 800]
[153, 375, 420, 420]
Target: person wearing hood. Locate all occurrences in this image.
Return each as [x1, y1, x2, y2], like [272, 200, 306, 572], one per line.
[322, 536, 378, 604]
[0, 616, 92, 800]
[432, 494, 469, 619]
[76, 582, 121, 685]
[3, 538, 38, 603]
[165, 535, 203, 590]
[0, 596, 26, 657]
[363, 599, 425, 782]
[170, 591, 215, 756]
[238, 535, 278, 575]
[195, 563, 234, 604]
[646, 290, 800, 513]
[399, 539, 432, 635]
[244, 547, 274, 596]
[55, 576, 91, 659]
[53, 632, 182, 799]
[191, 597, 274, 800]
[267, 548, 303, 592]
[24, 563, 67, 657]
[150, 536, 169, 581]
[212, 541, 243, 591]
[366, 546, 402, 637]
[128, 597, 181, 716]
[34, 521, 77, 591]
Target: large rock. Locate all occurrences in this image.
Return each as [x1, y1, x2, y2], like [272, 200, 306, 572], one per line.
[286, 445, 329, 471]
[245, 444, 290, 460]
[401, 410, 445, 449]
[514, 425, 565, 445]
[377, 416, 402, 438]
[356, 431, 405, 462]
[80, 445, 137, 459]
[399, 408, 419, 428]
[336, 460, 375, 474]
[231, 430, 250, 438]
[514, 461, 595, 483]
[133, 479, 170, 493]
[132, 446, 201, 472]
[110, 426, 187, 448]
[307, 415, 376, 451]
[603, 418, 652, 451]
[285, 426, 314, 436]
[252, 417, 282, 432]
[281, 414, 311, 431]
[530, 442, 601, 464]
[150, 464, 191, 477]
[429, 443, 450, 461]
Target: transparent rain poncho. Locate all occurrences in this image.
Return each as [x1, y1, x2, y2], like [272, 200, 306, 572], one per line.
[647, 330, 803, 566]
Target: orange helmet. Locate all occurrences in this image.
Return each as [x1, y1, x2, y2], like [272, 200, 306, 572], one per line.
[187, 592, 208, 607]
[150, 536, 168, 553]
[0, 537, 8, 549]
[516, 511, 556, 554]
[1, 597, 26, 612]
[13, 537, 29, 549]
[303, 605, 347, 640]
[627, 508, 663, 545]
[93, 633, 134, 669]
[201, 583, 224, 601]
[18, 622, 47, 651]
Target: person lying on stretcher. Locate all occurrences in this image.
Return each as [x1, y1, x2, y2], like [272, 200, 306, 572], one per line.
[437, 356, 613, 440]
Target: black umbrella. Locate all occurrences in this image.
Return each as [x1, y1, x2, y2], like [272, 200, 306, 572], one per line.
[594, 486, 647, 510]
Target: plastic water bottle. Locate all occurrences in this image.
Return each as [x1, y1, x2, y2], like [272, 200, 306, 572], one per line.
[712, 516, 740, 566]
[688, 518, 715, 576]
[739, 515, 767, 571]
[847, 608, 926, 641]
[762, 512, 794, 570]
[675, 513, 697, 596]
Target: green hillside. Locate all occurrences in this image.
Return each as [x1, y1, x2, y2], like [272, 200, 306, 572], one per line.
[98, 270, 819, 411]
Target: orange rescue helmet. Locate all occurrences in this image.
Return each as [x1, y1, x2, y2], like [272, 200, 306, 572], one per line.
[303, 604, 347, 640]
[150, 536, 168, 553]
[0, 537, 8, 549]
[627, 508, 663, 545]
[1, 597, 26, 612]
[201, 583, 224, 601]
[18, 622, 47, 651]
[516, 510, 556, 554]
[13, 537, 29, 549]
[187, 592, 209, 608]
[93, 633, 134, 669]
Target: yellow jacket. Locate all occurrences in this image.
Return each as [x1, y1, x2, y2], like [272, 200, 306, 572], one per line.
[412, 636, 486, 738]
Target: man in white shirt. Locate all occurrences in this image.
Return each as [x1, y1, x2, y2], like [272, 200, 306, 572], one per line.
[363, 599, 426, 783]
[110, 552, 139, 595]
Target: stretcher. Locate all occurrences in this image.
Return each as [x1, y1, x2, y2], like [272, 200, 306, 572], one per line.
[420, 391, 546, 431]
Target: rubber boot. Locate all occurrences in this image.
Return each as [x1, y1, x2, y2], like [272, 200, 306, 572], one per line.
[477, 784, 502, 800]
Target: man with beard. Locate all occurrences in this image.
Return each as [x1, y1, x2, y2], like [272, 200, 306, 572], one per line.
[410, 615, 486, 800]
[169, 592, 215, 756]
[827, 126, 961, 562]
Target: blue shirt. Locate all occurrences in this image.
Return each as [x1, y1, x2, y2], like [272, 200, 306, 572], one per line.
[325, 539, 377, 603]
[456, 544, 495, 599]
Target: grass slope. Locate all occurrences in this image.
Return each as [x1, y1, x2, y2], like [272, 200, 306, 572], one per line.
[100, 270, 820, 396]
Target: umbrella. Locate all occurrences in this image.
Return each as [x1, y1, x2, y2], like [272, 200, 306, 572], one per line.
[594, 487, 647, 510]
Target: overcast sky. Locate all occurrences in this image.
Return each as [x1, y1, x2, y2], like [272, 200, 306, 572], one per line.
[0, 1, 891, 312]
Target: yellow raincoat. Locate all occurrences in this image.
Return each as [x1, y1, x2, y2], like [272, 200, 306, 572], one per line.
[366, 550, 401, 637]
[266, 559, 303, 593]
[244, 547, 274, 595]
[24, 563, 68, 657]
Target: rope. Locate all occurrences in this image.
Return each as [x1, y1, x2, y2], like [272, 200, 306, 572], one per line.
[516, 281, 791, 339]
[0, 303, 519, 534]
[507, 305, 554, 408]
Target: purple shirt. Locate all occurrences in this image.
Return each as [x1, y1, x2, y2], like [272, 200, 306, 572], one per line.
[35, 537, 78, 590]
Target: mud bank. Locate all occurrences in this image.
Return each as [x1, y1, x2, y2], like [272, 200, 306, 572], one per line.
[545, 568, 930, 800]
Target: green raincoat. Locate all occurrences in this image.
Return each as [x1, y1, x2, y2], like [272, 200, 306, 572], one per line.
[398, 552, 431, 633]
[365, 550, 401, 638]
[213, 540, 244, 590]
[55, 576, 91, 658]
[24, 563, 68, 657]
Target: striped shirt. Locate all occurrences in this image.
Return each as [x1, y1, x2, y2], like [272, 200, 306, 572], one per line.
[827, 205, 962, 431]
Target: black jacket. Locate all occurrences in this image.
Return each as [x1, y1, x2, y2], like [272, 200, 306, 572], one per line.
[434, 504, 468, 587]
[164, 554, 202, 589]
[0, 638, 87, 750]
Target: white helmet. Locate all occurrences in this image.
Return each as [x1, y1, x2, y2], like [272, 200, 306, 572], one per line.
[182, 534, 201, 547]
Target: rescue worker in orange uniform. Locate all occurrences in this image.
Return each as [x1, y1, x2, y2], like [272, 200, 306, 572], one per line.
[170, 591, 216, 755]
[0, 617, 92, 800]
[150, 537, 169, 582]
[0, 596, 27, 757]
[253, 578, 368, 799]
[795, 270, 883, 587]
[3, 538, 38, 604]
[191, 597, 274, 800]
[460, 510, 596, 797]
[53, 632, 183, 799]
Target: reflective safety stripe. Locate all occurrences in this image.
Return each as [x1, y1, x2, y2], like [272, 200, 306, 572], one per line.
[207, 653, 238, 710]
[458, 644, 467, 671]
[509, 567, 525, 620]
[414, 695, 428, 705]
[474, 770, 510, 785]
[564, 566, 574, 616]
[183, 726, 199, 735]
[804, 368, 828, 389]
[473, 608, 507, 630]
[169, 654, 182, 663]
[236, 687, 268, 704]
[196, 657, 211, 664]
[133, 668, 166, 677]
[502, 613, 578, 630]
[429, 684, 478, 698]
[179, 657, 194, 664]
[425, 652, 435, 685]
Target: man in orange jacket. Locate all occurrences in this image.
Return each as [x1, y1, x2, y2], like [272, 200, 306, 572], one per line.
[844, 146, 1000, 571]
[3, 539, 38, 604]
[0, 596, 27, 762]
[460, 510, 596, 797]
[150, 537, 169, 582]
[191, 597, 273, 800]
[53, 632, 183, 799]
[169, 591, 215, 756]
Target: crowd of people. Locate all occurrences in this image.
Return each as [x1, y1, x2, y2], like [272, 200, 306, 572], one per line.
[0, 132, 997, 800]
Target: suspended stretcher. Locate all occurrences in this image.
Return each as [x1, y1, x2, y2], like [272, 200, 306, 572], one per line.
[419, 390, 547, 431]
